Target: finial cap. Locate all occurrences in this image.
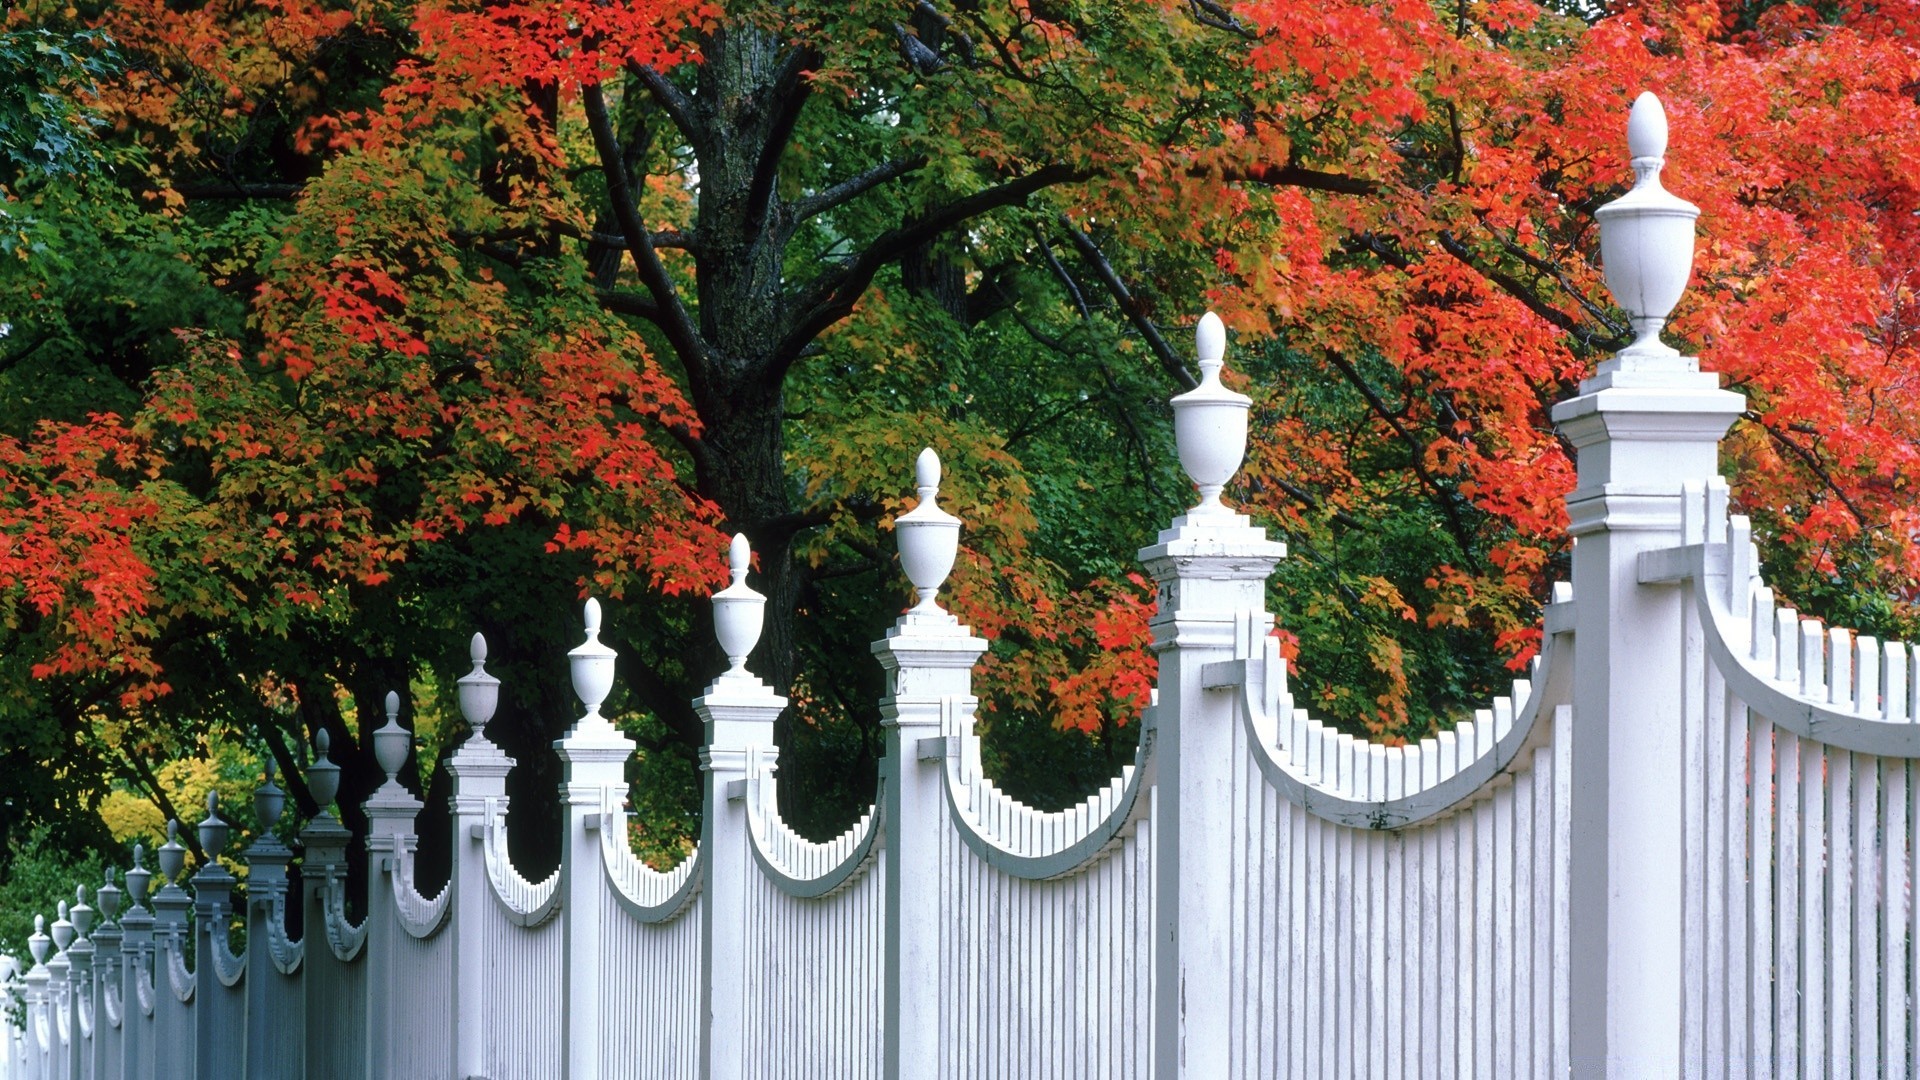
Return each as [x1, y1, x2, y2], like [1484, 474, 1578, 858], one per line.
[895, 448, 962, 614]
[457, 631, 501, 736]
[712, 534, 767, 674]
[1169, 310, 1251, 516]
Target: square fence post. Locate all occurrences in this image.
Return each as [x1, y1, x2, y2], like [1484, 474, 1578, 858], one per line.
[694, 534, 785, 1080]
[150, 824, 195, 1080]
[555, 599, 633, 1080]
[448, 633, 513, 1080]
[1551, 93, 1746, 1078]
[362, 692, 427, 1080]
[189, 795, 244, 1079]
[875, 450, 989, 1079]
[244, 764, 298, 1079]
[298, 739, 366, 1080]
[116, 855, 153, 1080]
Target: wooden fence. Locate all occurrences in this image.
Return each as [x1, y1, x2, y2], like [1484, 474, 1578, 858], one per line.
[2, 92, 1915, 1080]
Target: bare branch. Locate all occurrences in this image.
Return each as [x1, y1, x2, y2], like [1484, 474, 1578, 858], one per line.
[1058, 216, 1197, 391]
[1322, 347, 1478, 564]
[794, 157, 929, 222]
[583, 82, 707, 375]
[1211, 162, 1380, 196]
[746, 45, 821, 235]
[627, 62, 699, 148]
[775, 164, 1085, 371]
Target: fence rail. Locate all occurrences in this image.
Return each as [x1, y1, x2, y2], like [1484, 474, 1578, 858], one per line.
[3, 92, 1917, 1080]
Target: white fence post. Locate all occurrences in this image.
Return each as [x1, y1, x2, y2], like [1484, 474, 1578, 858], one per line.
[876, 450, 988, 1079]
[89, 864, 121, 1076]
[556, 599, 633, 1080]
[150, 824, 194, 1080]
[23, 918, 50, 1080]
[1140, 314, 1285, 1079]
[362, 692, 423, 1078]
[62, 883, 93, 1076]
[298, 734, 364, 1080]
[244, 763, 296, 1079]
[447, 633, 511, 1080]
[696, 535, 783, 1080]
[190, 795, 242, 1079]
[1550, 93, 1744, 1077]
[116, 855, 151, 1080]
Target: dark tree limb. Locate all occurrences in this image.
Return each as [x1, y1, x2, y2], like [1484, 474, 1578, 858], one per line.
[1057, 216, 1196, 391]
[1437, 231, 1626, 349]
[1211, 162, 1380, 196]
[745, 45, 822, 236]
[1322, 348, 1478, 564]
[583, 83, 708, 377]
[174, 181, 304, 200]
[794, 157, 929, 223]
[775, 164, 1084, 372]
[1754, 414, 1867, 527]
[627, 62, 700, 150]
[597, 289, 663, 323]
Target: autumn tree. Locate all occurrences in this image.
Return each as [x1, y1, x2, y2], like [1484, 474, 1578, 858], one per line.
[2, 0, 1917, 888]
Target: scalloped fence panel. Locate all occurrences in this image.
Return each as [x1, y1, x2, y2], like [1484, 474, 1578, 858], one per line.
[2, 93, 1915, 1080]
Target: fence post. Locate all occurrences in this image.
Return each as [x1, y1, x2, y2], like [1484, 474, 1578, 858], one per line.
[150, 823, 194, 1079]
[447, 633, 512, 1080]
[190, 795, 242, 1078]
[695, 535, 783, 1080]
[362, 691, 424, 1078]
[66, 888, 95, 1080]
[298, 732, 364, 1080]
[1140, 314, 1285, 1079]
[23, 917, 50, 1078]
[1550, 93, 1744, 1077]
[45, 903, 73, 1079]
[244, 762, 294, 1078]
[117, 854, 151, 1080]
[875, 449, 988, 1079]
[556, 599, 634, 1080]
[91, 864, 122, 1076]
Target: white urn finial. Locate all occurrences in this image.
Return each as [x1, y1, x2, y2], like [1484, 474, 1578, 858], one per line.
[306, 729, 340, 811]
[51, 902, 72, 953]
[1596, 92, 1699, 360]
[895, 447, 961, 614]
[1170, 311, 1251, 517]
[711, 533, 766, 675]
[197, 790, 229, 858]
[253, 755, 286, 829]
[92, 860, 118, 922]
[28, 916, 48, 966]
[120, 848, 145, 912]
[372, 690, 410, 784]
[70, 885, 93, 940]
[569, 597, 617, 724]
[157, 820, 186, 884]
[457, 631, 500, 740]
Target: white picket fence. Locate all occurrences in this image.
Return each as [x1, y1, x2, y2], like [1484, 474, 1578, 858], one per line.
[2, 92, 1915, 1080]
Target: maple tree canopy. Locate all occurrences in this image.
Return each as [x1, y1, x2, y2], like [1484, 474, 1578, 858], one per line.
[0, 0, 1915, 907]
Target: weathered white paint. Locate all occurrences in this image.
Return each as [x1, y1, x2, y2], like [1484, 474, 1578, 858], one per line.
[4, 92, 1919, 1080]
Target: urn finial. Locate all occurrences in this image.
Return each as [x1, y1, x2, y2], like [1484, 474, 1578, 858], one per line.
[253, 755, 287, 833]
[1170, 311, 1250, 517]
[121, 847, 146, 911]
[69, 885, 94, 939]
[711, 533, 767, 675]
[157, 820, 186, 884]
[28, 915, 48, 966]
[457, 631, 500, 739]
[307, 728, 340, 811]
[197, 790, 230, 858]
[569, 597, 618, 725]
[50, 902, 72, 952]
[1595, 92, 1699, 361]
[895, 448, 962, 614]
[372, 690, 410, 785]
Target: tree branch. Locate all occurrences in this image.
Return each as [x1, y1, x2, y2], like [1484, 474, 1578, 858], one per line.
[1322, 348, 1478, 564]
[174, 181, 304, 200]
[583, 83, 707, 376]
[627, 62, 699, 148]
[1437, 230, 1625, 349]
[745, 45, 821, 236]
[1754, 414, 1867, 527]
[775, 164, 1084, 371]
[793, 156, 929, 223]
[1058, 216, 1196, 391]
[596, 289, 663, 323]
[1211, 162, 1380, 196]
